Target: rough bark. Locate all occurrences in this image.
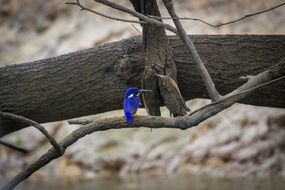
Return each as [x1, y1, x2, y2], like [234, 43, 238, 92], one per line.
[131, 0, 162, 116]
[0, 35, 285, 136]
[130, 0, 185, 116]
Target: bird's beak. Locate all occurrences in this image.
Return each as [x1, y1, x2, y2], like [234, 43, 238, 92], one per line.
[138, 89, 152, 95]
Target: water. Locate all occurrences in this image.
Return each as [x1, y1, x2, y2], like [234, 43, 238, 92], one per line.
[1, 174, 285, 190]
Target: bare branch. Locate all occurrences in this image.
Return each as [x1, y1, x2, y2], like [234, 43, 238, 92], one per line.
[162, 0, 221, 102]
[149, 2, 285, 27]
[1, 35, 284, 137]
[0, 140, 28, 154]
[29, 123, 63, 153]
[93, 0, 178, 34]
[2, 59, 284, 190]
[67, 0, 284, 104]
[67, 0, 179, 34]
[69, 0, 284, 104]
[68, 118, 92, 125]
[0, 112, 63, 155]
[66, 0, 145, 24]
[227, 58, 285, 97]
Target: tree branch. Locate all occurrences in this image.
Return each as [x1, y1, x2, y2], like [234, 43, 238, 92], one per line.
[66, 0, 145, 24]
[149, 1, 285, 27]
[67, 0, 284, 104]
[1, 35, 285, 137]
[68, 118, 92, 125]
[227, 58, 285, 96]
[0, 140, 28, 154]
[2, 59, 284, 190]
[0, 112, 63, 154]
[72, 0, 283, 104]
[93, 0, 178, 34]
[162, 0, 221, 101]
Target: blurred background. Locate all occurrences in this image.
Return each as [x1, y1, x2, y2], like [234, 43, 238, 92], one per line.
[0, 0, 285, 189]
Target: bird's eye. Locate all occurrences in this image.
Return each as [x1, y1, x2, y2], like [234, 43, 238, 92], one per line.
[127, 94, 134, 98]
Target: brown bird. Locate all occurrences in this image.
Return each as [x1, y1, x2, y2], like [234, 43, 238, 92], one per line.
[156, 74, 191, 117]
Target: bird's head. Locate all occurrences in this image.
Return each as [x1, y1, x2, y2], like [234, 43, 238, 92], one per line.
[125, 87, 152, 99]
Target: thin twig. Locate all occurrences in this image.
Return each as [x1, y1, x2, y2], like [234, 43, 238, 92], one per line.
[66, 0, 145, 24]
[162, 0, 221, 102]
[0, 140, 28, 154]
[29, 123, 63, 153]
[67, 0, 178, 33]
[148, 2, 285, 27]
[93, 0, 178, 34]
[2, 59, 284, 190]
[0, 112, 62, 154]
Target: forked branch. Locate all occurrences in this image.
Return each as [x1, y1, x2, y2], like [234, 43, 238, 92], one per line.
[0, 112, 63, 154]
[93, 0, 178, 34]
[67, 0, 221, 102]
[66, 0, 145, 24]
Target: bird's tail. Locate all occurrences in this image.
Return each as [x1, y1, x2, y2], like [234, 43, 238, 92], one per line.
[125, 112, 133, 125]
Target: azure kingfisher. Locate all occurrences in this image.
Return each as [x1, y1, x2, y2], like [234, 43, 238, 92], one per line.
[124, 87, 152, 125]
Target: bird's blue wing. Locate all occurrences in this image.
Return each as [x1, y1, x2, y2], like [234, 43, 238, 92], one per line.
[124, 99, 133, 125]
[124, 98, 140, 125]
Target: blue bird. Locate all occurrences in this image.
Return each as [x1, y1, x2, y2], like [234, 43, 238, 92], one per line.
[124, 87, 151, 125]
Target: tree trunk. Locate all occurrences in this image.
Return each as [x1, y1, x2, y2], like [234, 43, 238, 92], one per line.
[0, 35, 285, 136]
[130, 0, 185, 116]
